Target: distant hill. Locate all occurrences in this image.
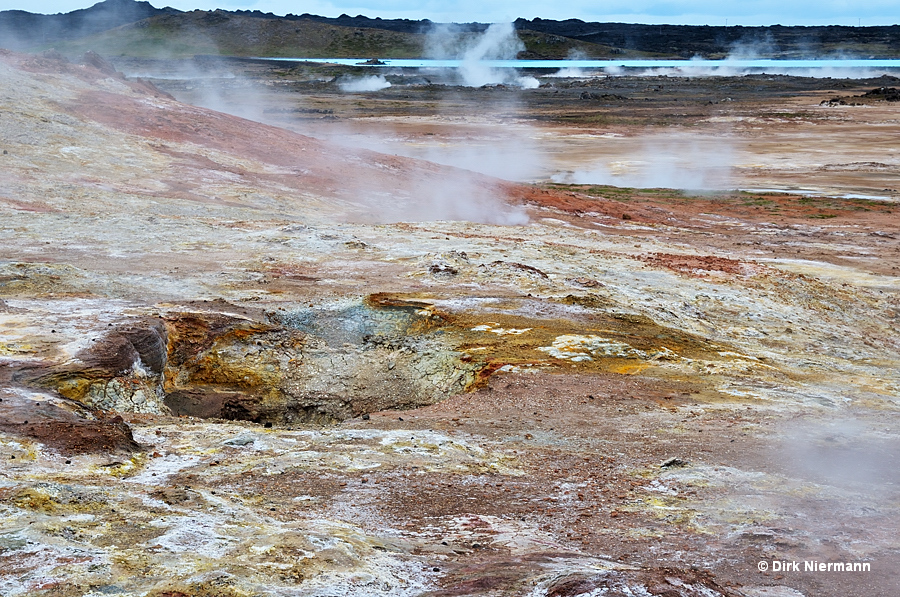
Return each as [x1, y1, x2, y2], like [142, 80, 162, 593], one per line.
[1, 0, 898, 59]
[0, 4, 636, 59]
[0, 0, 179, 50]
[513, 18, 900, 59]
[35, 10, 429, 59]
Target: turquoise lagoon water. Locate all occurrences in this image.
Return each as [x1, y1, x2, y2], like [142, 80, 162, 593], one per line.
[259, 57, 900, 71]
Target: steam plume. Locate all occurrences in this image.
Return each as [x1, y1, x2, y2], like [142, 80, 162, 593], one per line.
[426, 22, 539, 89]
[552, 133, 735, 190]
[339, 75, 391, 92]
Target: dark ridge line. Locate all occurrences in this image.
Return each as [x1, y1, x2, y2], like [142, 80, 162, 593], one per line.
[2, 0, 899, 57]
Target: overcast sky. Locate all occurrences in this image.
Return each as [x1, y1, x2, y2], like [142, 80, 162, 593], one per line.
[3, 0, 898, 26]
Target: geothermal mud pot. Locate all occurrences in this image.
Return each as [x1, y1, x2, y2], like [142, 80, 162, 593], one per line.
[1, 51, 900, 597]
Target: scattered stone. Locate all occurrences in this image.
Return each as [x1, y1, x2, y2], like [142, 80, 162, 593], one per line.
[660, 457, 689, 468]
[565, 277, 604, 288]
[429, 262, 458, 276]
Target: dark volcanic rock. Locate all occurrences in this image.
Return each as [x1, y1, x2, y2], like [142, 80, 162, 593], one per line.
[823, 84, 900, 105]
[863, 86, 900, 101]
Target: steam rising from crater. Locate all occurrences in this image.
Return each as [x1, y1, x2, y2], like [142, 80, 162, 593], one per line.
[426, 22, 539, 88]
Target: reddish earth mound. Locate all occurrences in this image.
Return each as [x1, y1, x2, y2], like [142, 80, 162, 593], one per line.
[4, 415, 141, 454]
[0, 392, 140, 454]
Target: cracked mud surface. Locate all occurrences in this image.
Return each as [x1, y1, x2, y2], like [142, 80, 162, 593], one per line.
[1, 51, 899, 596]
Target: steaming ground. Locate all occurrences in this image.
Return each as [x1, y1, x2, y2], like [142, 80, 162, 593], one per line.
[426, 22, 541, 88]
[128, 55, 900, 198]
[1, 50, 899, 597]
[105, 25, 900, 193]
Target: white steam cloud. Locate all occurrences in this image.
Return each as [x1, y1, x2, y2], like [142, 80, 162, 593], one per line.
[343, 169, 530, 226]
[339, 75, 392, 92]
[318, 122, 543, 183]
[552, 133, 735, 190]
[426, 22, 540, 89]
[776, 416, 900, 491]
[551, 48, 591, 78]
[124, 55, 532, 225]
[550, 67, 590, 78]
[117, 56, 281, 125]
